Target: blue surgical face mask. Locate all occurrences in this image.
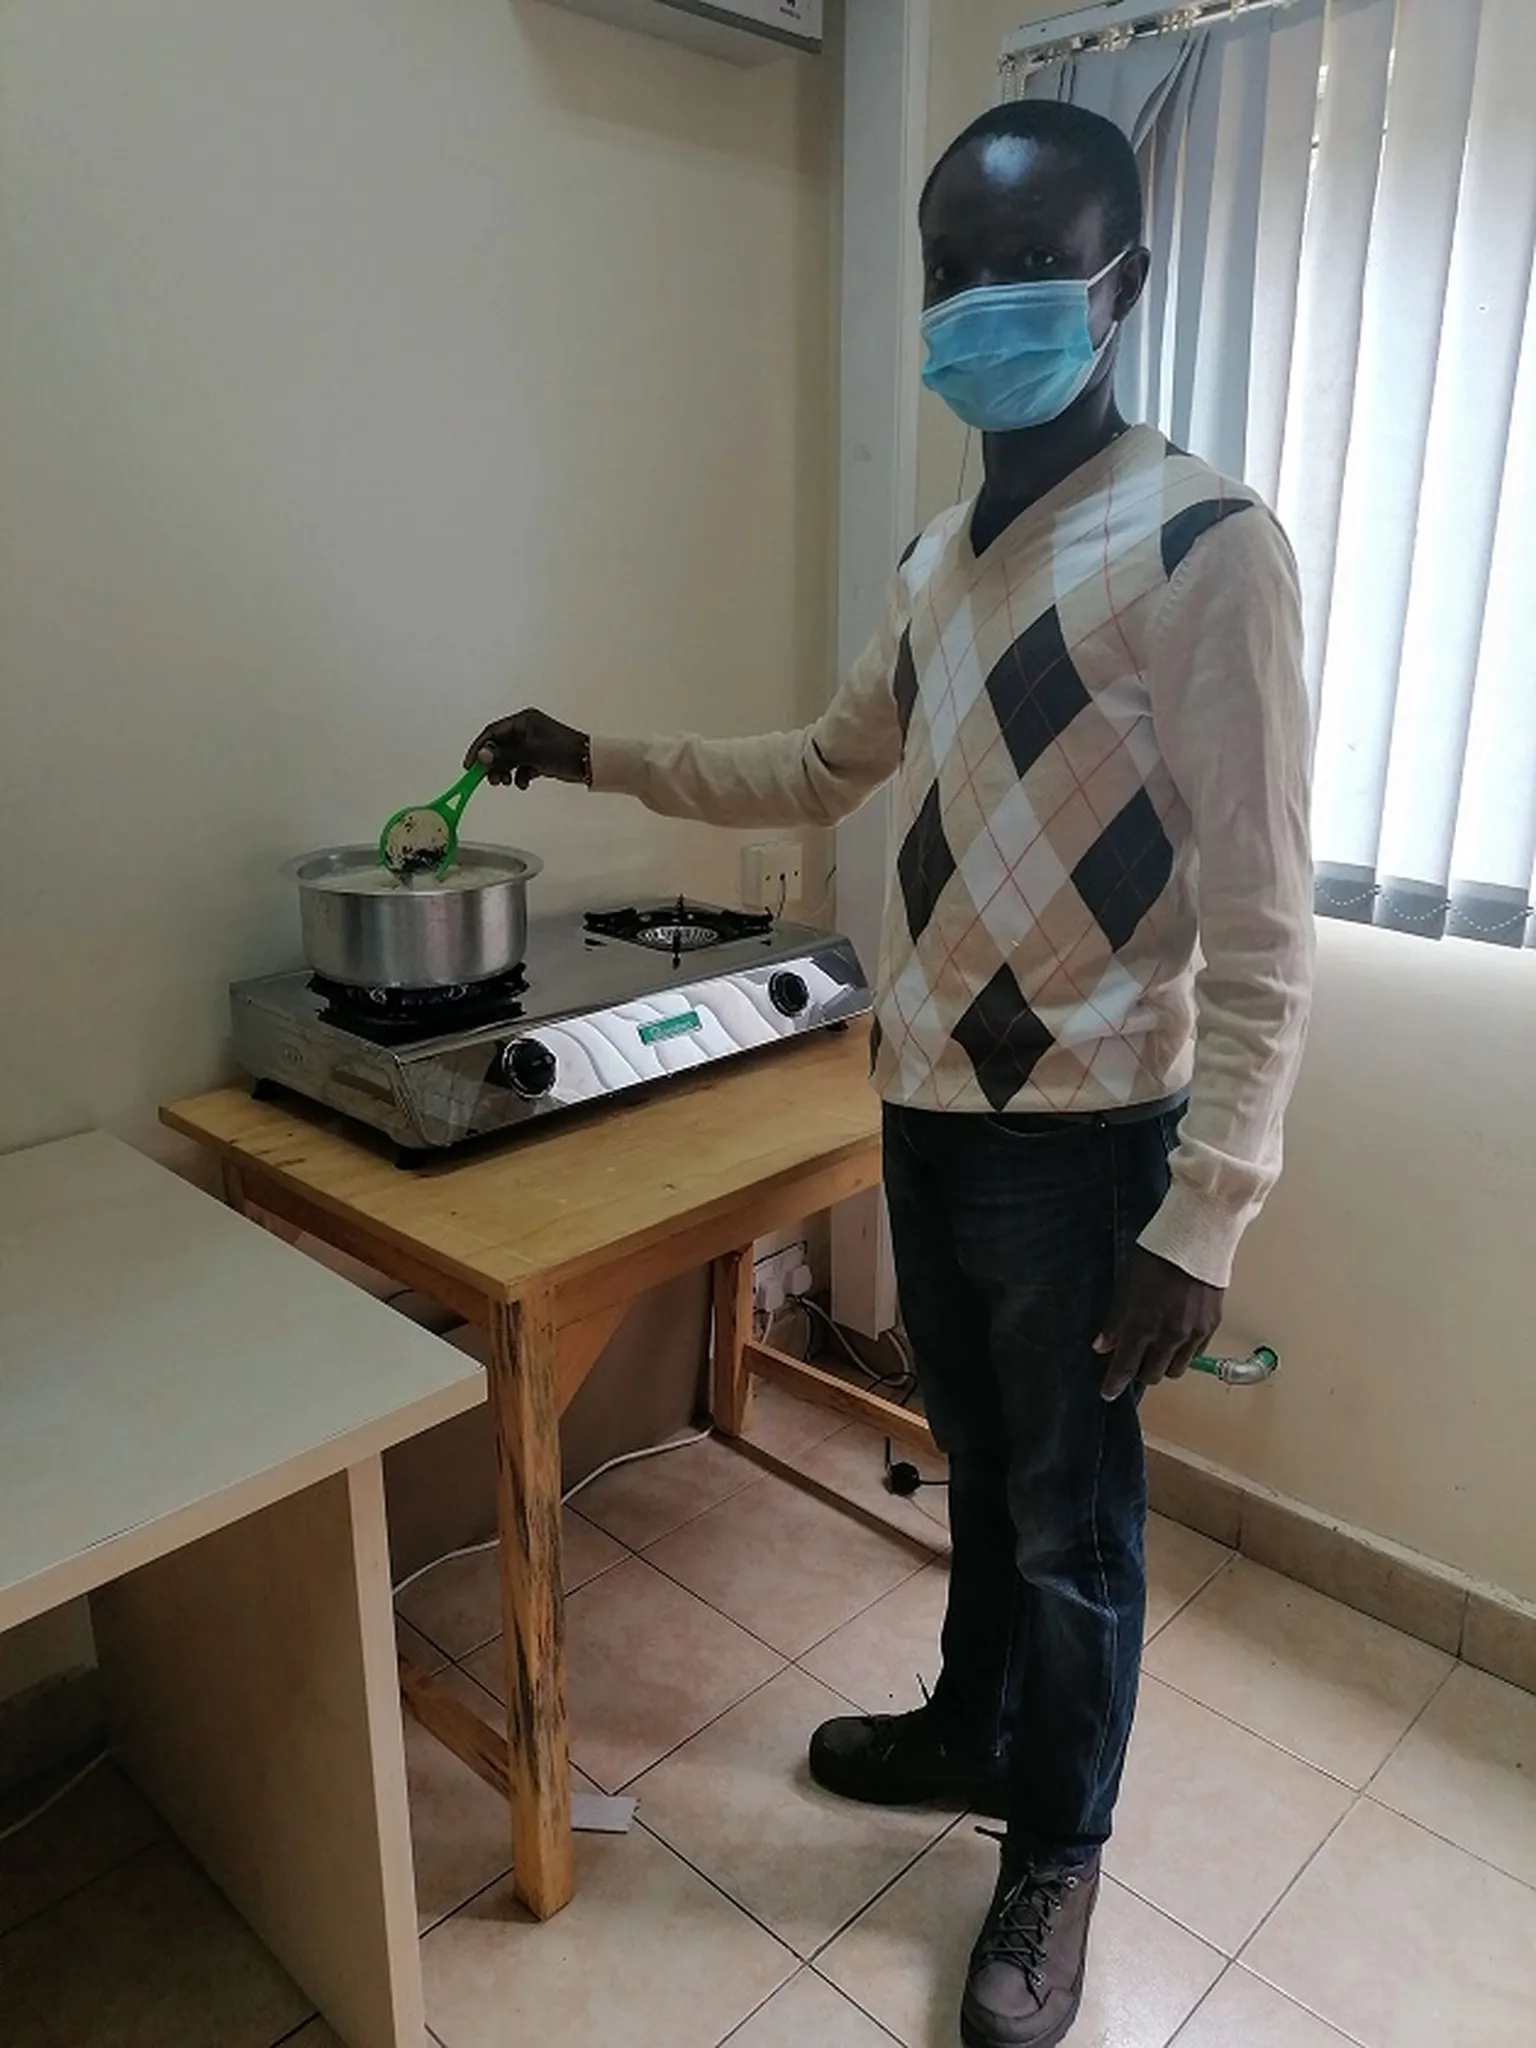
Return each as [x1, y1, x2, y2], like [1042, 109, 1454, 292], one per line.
[920, 250, 1129, 433]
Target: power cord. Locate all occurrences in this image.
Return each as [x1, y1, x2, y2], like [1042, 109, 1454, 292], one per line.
[0, 1751, 111, 1848]
[391, 1427, 712, 1597]
[0, 1434, 717, 1848]
[765, 1299, 939, 1500]
[883, 1437, 949, 1500]
[796, 1295, 918, 1398]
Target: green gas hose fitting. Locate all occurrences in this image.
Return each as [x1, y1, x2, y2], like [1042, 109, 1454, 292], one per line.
[1189, 1344, 1279, 1386]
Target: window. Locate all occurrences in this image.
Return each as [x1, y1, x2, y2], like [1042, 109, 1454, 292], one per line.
[1020, 0, 1536, 945]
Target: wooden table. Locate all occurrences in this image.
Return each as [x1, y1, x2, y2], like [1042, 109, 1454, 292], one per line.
[0, 1133, 485, 2048]
[163, 1023, 929, 1922]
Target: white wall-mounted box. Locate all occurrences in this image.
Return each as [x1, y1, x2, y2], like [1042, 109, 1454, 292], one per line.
[541, 0, 822, 65]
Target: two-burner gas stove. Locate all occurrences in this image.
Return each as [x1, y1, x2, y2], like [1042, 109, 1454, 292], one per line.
[231, 899, 873, 1161]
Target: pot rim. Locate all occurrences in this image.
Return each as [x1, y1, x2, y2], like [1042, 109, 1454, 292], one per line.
[284, 843, 543, 891]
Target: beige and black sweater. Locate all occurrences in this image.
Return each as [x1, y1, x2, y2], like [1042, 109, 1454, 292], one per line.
[592, 427, 1315, 1287]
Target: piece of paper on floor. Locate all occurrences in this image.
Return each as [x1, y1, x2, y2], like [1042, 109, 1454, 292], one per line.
[571, 1792, 636, 1835]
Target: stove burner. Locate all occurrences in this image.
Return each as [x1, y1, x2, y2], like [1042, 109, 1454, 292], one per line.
[311, 966, 527, 1040]
[584, 899, 774, 962]
[631, 922, 724, 953]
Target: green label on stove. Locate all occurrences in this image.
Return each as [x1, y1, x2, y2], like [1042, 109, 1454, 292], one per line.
[639, 1010, 703, 1047]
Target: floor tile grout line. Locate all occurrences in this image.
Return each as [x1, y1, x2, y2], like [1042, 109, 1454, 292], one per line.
[1134, 1663, 1439, 1796]
[267, 2017, 323, 2047]
[792, 1555, 942, 1662]
[1142, 1549, 1237, 1645]
[395, 1444, 745, 1658]
[1162, 1959, 1235, 2048]
[786, 1658, 926, 1722]
[1230, 1788, 1361, 1970]
[582, 1447, 772, 1556]
[625, 1536, 937, 1669]
[398, 1424, 941, 1667]
[611, 1659, 794, 1797]
[415, 1860, 512, 1943]
[1088, 1865, 1237, 1960]
[396, 1543, 635, 1666]
[0, 1830, 166, 1948]
[753, 1443, 955, 1558]
[1352, 1788, 1536, 1898]
[1358, 1655, 1458, 1797]
[413, 1680, 971, 1979]
[803, 1962, 911, 2045]
[626, 1809, 805, 1968]
[414, 1553, 1536, 1948]
[1227, 1952, 1375, 2048]
[714, 1436, 953, 1569]
[638, 1475, 951, 1579]
[416, 1562, 933, 1803]
[605, 1793, 966, 1986]
[615, 1547, 823, 1663]
[807, 1811, 974, 1966]
[781, 1545, 1229, 1727]
[1163, 1958, 1371, 2048]
[417, 1857, 521, 1952]
[711, 1970, 801, 2046]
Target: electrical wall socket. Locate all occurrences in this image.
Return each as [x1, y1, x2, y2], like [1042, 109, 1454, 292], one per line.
[753, 1239, 807, 1314]
[742, 842, 803, 911]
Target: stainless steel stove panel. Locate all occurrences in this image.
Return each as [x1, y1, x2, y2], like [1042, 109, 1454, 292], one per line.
[231, 909, 871, 1153]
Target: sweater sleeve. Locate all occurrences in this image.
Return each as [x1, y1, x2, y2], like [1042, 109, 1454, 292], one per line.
[587, 586, 905, 831]
[1138, 508, 1316, 1289]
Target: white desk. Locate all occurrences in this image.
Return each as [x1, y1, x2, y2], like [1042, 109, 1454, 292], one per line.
[0, 1133, 484, 2048]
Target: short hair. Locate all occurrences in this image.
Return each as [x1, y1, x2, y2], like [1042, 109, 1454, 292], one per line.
[920, 100, 1145, 257]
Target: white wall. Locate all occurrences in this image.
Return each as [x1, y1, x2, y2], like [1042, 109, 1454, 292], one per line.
[1148, 921, 1536, 1604]
[0, 0, 833, 1157]
[916, 0, 1075, 523]
[0, 0, 832, 1709]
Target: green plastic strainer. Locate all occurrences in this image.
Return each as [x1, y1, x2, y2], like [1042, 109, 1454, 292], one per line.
[378, 764, 486, 877]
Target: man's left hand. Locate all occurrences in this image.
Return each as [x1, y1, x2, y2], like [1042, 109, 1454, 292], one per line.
[1094, 1249, 1223, 1402]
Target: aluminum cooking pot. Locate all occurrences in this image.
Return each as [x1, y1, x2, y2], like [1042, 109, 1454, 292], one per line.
[287, 843, 541, 990]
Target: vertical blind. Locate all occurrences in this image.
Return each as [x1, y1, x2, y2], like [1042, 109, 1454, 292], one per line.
[1015, 0, 1536, 946]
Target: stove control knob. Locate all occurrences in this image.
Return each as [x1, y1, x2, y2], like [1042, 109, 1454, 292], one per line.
[501, 1037, 557, 1099]
[768, 971, 810, 1020]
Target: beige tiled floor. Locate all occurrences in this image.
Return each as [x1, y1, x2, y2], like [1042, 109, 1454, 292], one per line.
[6, 1399, 1536, 2046]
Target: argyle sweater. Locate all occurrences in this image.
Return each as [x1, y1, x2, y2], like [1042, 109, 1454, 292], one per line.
[590, 427, 1314, 1286]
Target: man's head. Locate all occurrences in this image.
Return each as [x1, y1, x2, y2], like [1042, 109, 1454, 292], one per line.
[919, 100, 1149, 376]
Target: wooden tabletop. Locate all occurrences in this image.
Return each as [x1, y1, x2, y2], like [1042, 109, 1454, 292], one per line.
[163, 1024, 882, 1312]
[0, 1133, 485, 1634]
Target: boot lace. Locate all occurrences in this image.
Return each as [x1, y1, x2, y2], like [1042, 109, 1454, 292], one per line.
[863, 1677, 936, 1760]
[974, 1830, 1081, 1993]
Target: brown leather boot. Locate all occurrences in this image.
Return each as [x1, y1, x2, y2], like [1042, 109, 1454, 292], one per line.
[960, 1841, 1100, 2048]
[808, 1704, 1009, 1817]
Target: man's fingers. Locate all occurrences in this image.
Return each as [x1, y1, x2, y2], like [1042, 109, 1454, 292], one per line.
[1162, 1336, 1205, 1382]
[466, 716, 526, 773]
[1100, 1328, 1152, 1402]
[1135, 1340, 1185, 1391]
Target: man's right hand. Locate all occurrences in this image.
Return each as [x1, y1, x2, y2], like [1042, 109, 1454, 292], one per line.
[465, 710, 591, 790]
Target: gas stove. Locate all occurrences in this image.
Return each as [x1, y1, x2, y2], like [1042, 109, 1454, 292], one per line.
[231, 899, 872, 1159]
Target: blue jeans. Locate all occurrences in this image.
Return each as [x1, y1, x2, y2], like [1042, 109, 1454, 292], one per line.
[883, 1101, 1176, 1850]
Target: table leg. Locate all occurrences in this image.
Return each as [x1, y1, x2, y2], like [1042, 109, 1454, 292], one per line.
[91, 1460, 423, 2048]
[711, 1247, 756, 1437]
[489, 1289, 575, 1919]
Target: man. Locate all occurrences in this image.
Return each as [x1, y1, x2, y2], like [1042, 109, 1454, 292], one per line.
[468, 99, 1312, 2048]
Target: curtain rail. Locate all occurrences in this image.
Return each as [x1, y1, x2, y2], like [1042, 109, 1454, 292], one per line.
[1001, 0, 1299, 81]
